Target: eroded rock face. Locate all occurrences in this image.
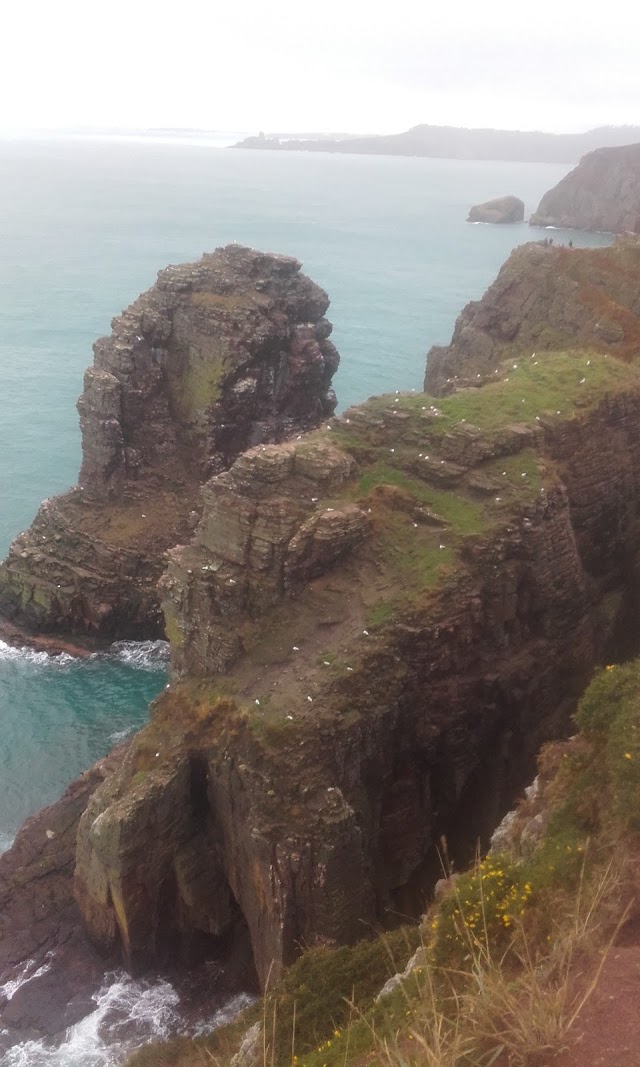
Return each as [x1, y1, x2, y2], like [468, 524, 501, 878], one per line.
[14, 237, 640, 1010]
[530, 143, 640, 233]
[467, 195, 524, 224]
[0, 750, 122, 1051]
[161, 439, 369, 675]
[74, 383, 640, 990]
[0, 247, 339, 639]
[424, 236, 640, 395]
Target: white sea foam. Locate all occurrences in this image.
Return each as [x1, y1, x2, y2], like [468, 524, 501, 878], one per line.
[0, 830, 15, 855]
[0, 639, 168, 673]
[106, 641, 169, 671]
[0, 641, 74, 669]
[107, 725, 137, 745]
[0, 955, 53, 1002]
[0, 971, 252, 1067]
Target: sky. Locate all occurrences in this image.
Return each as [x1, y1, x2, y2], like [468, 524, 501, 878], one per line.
[1, 0, 639, 135]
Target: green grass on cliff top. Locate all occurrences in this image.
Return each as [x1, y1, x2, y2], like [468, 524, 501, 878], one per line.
[361, 349, 639, 433]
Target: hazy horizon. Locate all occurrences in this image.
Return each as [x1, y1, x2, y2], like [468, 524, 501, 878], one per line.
[3, 120, 640, 142]
[2, 0, 639, 137]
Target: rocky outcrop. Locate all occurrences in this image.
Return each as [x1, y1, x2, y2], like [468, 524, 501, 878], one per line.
[73, 257, 640, 988]
[530, 143, 640, 233]
[10, 236, 640, 1015]
[0, 246, 339, 640]
[467, 196, 524, 224]
[0, 749, 122, 1051]
[161, 439, 369, 675]
[424, 236, 640, 395]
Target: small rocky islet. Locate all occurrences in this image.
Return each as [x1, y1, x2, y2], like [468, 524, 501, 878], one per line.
[467, 195, 524, 223]
[4, 234, 640, 1060]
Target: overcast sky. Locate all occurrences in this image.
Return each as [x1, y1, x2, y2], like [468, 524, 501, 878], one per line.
[1, 0, 638, 135]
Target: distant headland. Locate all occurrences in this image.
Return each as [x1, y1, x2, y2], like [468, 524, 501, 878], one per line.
[233, 124, 640, 164]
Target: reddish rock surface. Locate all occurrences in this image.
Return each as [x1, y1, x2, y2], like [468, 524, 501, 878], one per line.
[424, 237, 640, 396]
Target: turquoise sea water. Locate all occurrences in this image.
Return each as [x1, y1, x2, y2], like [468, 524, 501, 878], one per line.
[0, 137, 612, 852]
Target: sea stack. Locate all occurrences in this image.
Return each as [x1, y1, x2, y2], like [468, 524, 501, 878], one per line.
[0, 246, 339, 641]
[467, 195, 524, 224]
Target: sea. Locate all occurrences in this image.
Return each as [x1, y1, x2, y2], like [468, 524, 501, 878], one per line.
[0, 131, 612, 1063]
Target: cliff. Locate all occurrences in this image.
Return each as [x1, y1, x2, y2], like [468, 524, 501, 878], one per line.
[70, 239, 640, 993]
[234, 124, 640, 163]
[6, 239, 640, 1049]
[424, 237, 640, 395]
[530, 143, 640, 233]
[0, 246, 338, 641]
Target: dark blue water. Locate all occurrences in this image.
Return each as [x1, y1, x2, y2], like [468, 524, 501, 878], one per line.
[0, 135, 612, 851]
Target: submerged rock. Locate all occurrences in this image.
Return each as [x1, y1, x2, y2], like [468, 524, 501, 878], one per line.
[530, 143, 640, 233]
[0, 246, 339, 641]
[467, 195, 524, 224]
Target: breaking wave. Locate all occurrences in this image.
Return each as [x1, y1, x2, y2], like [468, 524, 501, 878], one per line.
[105, 641, 169, 671]
[0, 640, 168, 673]
[0, 641, 74, 668]
[0, 971, 253, 1067]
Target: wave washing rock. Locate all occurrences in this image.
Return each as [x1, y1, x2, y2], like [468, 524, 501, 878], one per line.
[0, 749, 122, 1052]
[424, 235, 640, 395]
[70, 239, 640, 993]
[467, 195, 524, 224]
[0, 246, 339, 641]
[530, 143, 640, 233]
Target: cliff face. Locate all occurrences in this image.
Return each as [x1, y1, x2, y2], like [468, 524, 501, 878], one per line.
[0, 246, 338, 640]
[8, 237, 640, 1016]
[424, 237, 640, 396]
[72, 242, 640, 990]
[530, 143, 640, 233]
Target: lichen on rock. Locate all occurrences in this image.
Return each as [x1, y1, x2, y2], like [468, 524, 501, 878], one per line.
[0, 246, 339, 640]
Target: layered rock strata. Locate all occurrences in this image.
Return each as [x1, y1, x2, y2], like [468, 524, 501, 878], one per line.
[530, 143, 640, 233]
[0, 246, 338, 639]
[467, 195, 524, 224]
[424, 236, 640, 395]
[7, 237, 640, 1013]
[72, 242, 640, 990]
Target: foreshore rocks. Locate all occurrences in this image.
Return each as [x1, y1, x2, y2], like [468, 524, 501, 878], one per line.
[530, 143, 640, 233]
[467, 195, 524, 224]
[0, 749, 122, 1050]
[0, 246, 339, 641]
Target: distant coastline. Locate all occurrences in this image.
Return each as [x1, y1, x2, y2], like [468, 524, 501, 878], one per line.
[233, 124, 640, 164]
